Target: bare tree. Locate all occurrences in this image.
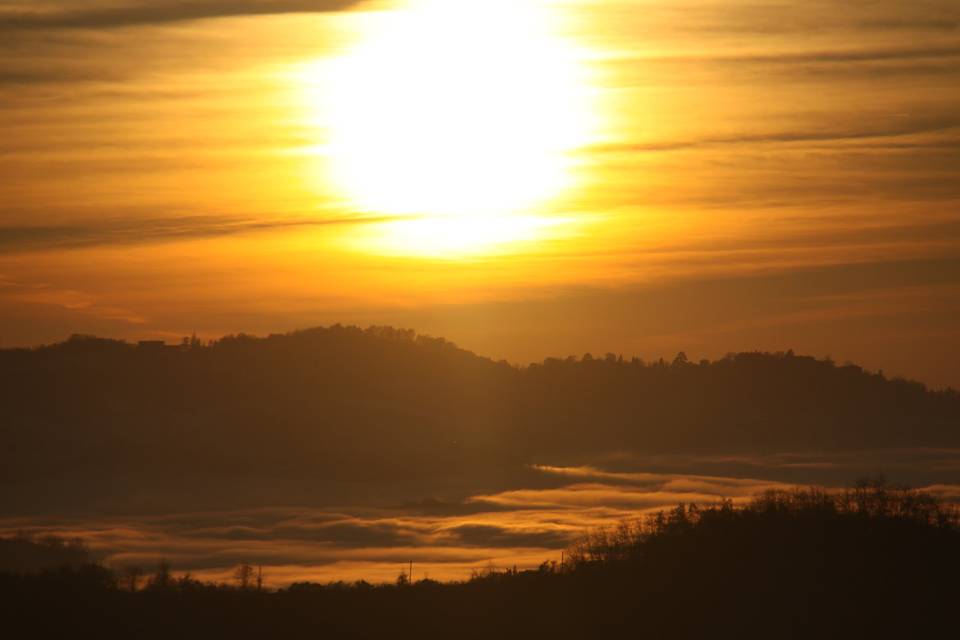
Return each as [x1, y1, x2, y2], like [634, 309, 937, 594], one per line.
[145, 558, 174, 590]
[235, 563, 255, 589]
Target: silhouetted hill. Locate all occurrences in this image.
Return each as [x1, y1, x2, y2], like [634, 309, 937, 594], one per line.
[2, 483, 957, 639]
[2, 325, 958, 513]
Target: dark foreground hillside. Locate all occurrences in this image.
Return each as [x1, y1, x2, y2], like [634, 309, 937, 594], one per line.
[3, 483, 958, 639]
[2, 325, 958, 513]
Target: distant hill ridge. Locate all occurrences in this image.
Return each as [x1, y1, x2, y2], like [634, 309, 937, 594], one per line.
[2, 325, 958, 513]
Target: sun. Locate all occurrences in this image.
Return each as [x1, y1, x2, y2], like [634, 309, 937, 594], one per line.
[308, 0, 594, 255]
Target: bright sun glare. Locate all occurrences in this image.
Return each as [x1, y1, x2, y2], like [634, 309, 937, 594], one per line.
[308, 0, 594, 256]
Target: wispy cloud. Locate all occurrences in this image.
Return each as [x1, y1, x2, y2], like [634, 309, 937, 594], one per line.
[0, 214, 391, 253]
[586, 114, 960, 154]
[0, 1, 366, 31]
[604, 44, 960, 69]
[598, 0, 960, 37]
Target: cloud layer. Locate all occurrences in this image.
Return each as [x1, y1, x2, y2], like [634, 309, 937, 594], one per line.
[4, 456, 959, 586]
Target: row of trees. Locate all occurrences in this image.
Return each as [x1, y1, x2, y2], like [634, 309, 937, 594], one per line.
[565, 479, 960, 568]
[0, 536, 266, 594]
[118, 561, 265, 593]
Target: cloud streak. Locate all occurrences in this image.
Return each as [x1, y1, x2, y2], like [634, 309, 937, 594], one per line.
[0, 1, 365, 31]
[629, 44, 960, 67]
[586, 115, 960, 155]
[0, 214, 391, 253]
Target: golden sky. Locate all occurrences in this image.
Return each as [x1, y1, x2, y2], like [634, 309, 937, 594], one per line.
[2, 0, 959, 387]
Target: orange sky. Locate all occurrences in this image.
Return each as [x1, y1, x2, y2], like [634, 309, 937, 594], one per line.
[1, 0, 959, 388]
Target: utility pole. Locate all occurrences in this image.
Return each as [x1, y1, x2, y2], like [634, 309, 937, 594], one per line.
[409, 560, 413, 584]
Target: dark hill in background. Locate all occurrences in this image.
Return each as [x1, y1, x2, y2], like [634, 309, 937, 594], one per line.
[2, 325, 958, 513]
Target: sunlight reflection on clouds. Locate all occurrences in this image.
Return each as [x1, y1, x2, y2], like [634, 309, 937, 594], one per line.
[4, 459, 958, 586]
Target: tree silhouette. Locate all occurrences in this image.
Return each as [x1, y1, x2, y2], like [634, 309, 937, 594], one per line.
[234, 563, 255, 590]
[146, 558, 173, 591]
